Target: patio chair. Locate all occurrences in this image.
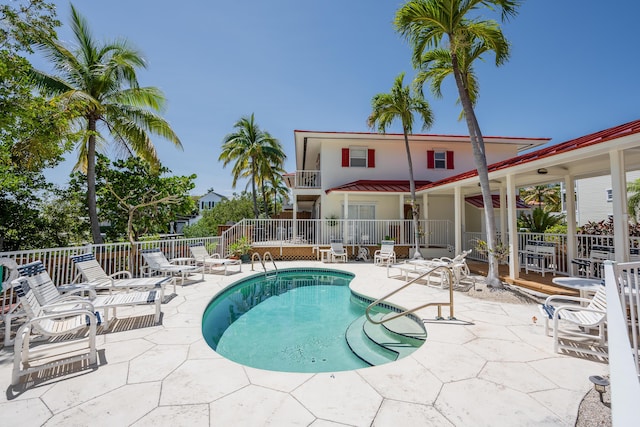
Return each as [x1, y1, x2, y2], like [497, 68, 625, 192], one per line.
[70, 253, 175, 294]
[538, 285, 607, 357]
[374, 240, 396, 267]
[16, 261, 162, 330]
[2, 257, 25, 347]
[141, 248, 203, 286]
[10, 273, 98, 385]
[330, 241, 348, 263]
[189, 243, 241, 275]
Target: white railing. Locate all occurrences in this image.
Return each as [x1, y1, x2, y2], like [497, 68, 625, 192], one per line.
[220, 218, 452, 250]
[603, 261, 640, 425]
[295, 170, 321, 188]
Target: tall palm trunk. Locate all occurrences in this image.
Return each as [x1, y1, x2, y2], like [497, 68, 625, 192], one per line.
[450, 51, 501, 287]
[87, 117, 103, 244]
[403, 131, 421, 259]
[250, 159, 259, 218]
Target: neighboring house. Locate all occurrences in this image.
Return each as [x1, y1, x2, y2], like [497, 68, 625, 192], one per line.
[188, 190, 227, 226]
[286, 131, 547, 233]
[569, 170, 640, 224]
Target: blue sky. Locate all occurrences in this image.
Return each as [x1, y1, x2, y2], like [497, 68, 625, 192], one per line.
[40, 1, 640, 196]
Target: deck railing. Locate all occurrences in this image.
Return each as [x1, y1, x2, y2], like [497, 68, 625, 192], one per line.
[604, 261, 640, 425]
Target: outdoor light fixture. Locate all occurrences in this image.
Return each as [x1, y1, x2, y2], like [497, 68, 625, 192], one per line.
[589, 375, 610, 403]
[537, 168, 548, 175]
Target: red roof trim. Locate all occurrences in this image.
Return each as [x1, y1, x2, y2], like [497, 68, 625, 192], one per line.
[326, 180, 432, 194]
[418, 119, 640, 191]
[465, 195, 530, 209]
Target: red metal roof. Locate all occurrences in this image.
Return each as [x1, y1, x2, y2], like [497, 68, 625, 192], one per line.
[465, 195, 530, 209]
[326, 180, 432, 194]
[418, 119, 640, 191]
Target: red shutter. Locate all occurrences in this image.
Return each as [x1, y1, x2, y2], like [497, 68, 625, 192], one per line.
[427, 150, 434, 169]
[342, 148, 349, 167]
[367, 149, 375, 168]
[446, 151, 454, 169]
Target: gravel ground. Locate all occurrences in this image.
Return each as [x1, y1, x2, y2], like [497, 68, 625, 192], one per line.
[461, 277, 612, 426]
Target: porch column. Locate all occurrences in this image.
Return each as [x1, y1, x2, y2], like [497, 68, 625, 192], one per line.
[506, 173, 520, 279]
[564, 174, 577, 272]
[499, 183, 507, 244]
[422, 193, 429, 246]
[343, 193, 349, 243]
[399, 195, 405, 245]
[610, 149, 629, 262]
[454, 186, 463, 254]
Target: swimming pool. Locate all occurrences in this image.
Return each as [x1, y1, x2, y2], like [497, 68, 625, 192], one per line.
[202, 268, 384, 372]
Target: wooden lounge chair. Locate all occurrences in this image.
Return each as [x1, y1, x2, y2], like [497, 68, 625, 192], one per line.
[141, 248, 203, 286]
[189, 243, 242, 275]
[70, 253, 175, 294]
[10, 273, 98, 385]
[374, 240, 396, 266]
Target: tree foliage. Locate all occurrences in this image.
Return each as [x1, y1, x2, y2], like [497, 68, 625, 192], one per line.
[519, 184, 561, 212]
[69, 155, 196, 243]
[367, 72, 433, 258]
[219, 114, 286, 218]
[517, 207, 564, 233]
[183, 192, 254, 238]
[32, 4, 182, 243]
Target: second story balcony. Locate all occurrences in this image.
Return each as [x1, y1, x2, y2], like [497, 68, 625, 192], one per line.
[294, 170, 321, 189]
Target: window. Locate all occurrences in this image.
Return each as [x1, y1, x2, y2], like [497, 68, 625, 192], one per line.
[427, 150, 454, 169]
[342, 147, 375, 168]
[350, 147, 367, 167]
[606, 189, 612, 202]
[348, 203, 376, 219]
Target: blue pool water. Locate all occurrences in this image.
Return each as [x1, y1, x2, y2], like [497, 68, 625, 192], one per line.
[201, 268, 373, 372]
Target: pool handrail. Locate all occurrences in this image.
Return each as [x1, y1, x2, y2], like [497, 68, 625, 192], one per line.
[251, 252, 278, 279]
[365, 265, 454, 325]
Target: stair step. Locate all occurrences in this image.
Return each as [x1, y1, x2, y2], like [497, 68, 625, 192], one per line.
[364, 314, 425, 359]
[345, 316, 398, 366]
[377, 312, 427, 343]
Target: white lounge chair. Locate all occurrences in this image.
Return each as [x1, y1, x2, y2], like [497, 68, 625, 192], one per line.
[16, 261, 162, 330]
[539, 284, 607, 357]
[71, 253, 175, 294]
[330, 242, 348, 263]
[10, 273, 98, 385]
[2, 257, 25, 346]
[141, 248, 203, 286]
[374, 240, 396, 266]
[189, 243, 241, 275]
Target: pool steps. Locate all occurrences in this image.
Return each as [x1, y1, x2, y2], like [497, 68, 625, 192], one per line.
[345, 313, 426, 366]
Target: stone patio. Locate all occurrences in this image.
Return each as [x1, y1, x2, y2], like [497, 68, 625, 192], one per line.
[0, 260, 608, 426]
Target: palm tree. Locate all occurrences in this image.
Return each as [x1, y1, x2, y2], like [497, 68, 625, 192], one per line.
[520, 184, 561, 212]
[265, 174, 290, 216]
[395, 0, 520, 287]
[627, 178, 640, 223]
[31, 5, 182, 243]
[367, 72, 434, 259]
[219, 114, 285, 218]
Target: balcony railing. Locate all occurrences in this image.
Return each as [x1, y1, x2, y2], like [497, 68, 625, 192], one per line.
[294, 170, 321, 188]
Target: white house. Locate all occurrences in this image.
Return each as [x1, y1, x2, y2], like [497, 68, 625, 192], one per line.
[285, 119, 640, 279]
[571, 171, 640, 224]
[188, 190, 227, 226]
[286, 130, 547, 232]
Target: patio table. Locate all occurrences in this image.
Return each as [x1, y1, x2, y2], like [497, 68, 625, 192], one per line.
[552, 276, 603, 299]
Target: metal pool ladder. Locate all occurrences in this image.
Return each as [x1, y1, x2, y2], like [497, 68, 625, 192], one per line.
[251, 252, 278, 279]
[365, 265, 455, 324]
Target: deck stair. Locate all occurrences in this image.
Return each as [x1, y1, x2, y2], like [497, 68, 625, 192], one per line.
[345, 312, 426, 366]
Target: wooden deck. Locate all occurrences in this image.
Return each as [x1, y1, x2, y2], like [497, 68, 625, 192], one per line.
[467, 260, 578, 296]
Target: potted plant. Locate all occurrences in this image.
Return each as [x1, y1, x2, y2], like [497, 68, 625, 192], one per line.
[228, 236, 252, 263]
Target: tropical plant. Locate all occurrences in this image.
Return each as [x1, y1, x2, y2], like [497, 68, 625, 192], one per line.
[367, 72, 433, 259]
[262, 173, 290, 216]
[520, 184, 561, 212]
[627, 178, 640, 223]
[31, 4, 182, 243]
[395, 0, 520, 287]
[219, 114, 286, 218]
[228, 236, 252, 257]
[517, 207, 564, 233]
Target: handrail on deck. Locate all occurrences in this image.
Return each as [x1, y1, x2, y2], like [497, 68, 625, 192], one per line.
[365, 265, 455, 325]
[251, 252, 278, 278]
